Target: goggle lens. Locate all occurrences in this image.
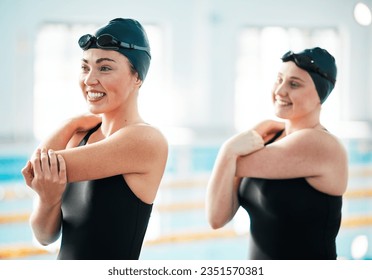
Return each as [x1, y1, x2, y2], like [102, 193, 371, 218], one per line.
[78, 34, 94, 50]
[96, 34, 121, 49]
[78, 34, 150, 56]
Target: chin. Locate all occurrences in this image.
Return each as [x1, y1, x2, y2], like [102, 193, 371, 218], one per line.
[88, 107, 104, 115]
[274, 110, 290, 120]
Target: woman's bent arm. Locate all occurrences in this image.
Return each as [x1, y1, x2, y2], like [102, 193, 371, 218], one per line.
[206, 130, 264, 229]
[22, 149, 67, 245]
[30, 197, 62, 245]
[39, 114, 102, 150]
[206, 147, 241, 229]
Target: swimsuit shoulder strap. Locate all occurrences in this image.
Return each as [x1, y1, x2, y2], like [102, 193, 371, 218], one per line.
[265, 129, 284, 145]
[78, 123, 102, 146]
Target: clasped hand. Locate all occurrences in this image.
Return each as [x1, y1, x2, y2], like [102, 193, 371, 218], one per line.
[223, 120, 285, 157]
[22, 148, 67, 206]
[223, 130, 265, 157]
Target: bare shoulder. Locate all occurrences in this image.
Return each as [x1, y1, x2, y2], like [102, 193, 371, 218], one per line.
[114, 124, 168, 154]
[123, 124, 167, 143]
[289, 128, 348, 172]
[116, 124, 168, 203]
[294, 128, 348, 195]
[286, 128, 346, 153]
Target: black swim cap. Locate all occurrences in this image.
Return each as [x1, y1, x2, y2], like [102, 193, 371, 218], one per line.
[281, 47, 337, 103]
[79, 18, 151, 81]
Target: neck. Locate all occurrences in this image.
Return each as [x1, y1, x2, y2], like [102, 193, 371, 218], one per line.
[101, 115, 143, 135]
[100, 100, 143, 137]
[284, 108, 322, 135]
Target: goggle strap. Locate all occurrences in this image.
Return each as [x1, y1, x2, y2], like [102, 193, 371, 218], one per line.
[282, 52, 335, 85]
[119, 41, 150, 52]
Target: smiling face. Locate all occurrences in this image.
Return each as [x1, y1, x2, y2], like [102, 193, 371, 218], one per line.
[272, 61, 321, 122]
[79, 48, 140, 115]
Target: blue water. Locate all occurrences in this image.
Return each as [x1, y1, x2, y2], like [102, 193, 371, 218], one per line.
[0, 223, 33, 245]
[0, 156, 27, 182]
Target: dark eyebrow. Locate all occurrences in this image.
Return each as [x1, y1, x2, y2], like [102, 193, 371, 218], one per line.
[96, 58, 116, 64]
[289, 76, 306, 83]
[81, 58, 116, 64]
[278, 72, 306, 83]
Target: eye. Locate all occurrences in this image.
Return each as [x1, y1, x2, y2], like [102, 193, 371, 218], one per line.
[99, 66, 112, 72]
[276, 76, 283, 84]
[290, 81, 300, 88]
[81, 64, 90, 72]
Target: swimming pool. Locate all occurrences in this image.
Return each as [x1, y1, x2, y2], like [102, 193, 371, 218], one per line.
[0, 141, 371, 260]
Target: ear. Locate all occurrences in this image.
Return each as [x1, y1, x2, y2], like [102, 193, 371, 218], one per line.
[135, 76, 143, 87]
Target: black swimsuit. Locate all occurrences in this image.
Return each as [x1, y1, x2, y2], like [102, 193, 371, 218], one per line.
[238, 131, 342, 260]
[58, 124, 153, 260]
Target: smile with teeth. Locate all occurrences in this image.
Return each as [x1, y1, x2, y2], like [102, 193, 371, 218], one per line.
[87, 92, 105, 100]
[275, 98, 292, 106]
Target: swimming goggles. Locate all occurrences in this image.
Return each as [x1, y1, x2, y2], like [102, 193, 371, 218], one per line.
[78, 33, 150, 56]
[281, 51, 335, 85]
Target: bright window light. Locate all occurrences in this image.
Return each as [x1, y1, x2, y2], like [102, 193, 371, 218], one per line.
[354, 2, 372, 26]
[351, 235, 369, 259]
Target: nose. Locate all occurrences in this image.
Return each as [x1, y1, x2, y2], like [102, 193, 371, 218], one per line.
[273, 81, 288, 97]
[83, 69, 99, 86]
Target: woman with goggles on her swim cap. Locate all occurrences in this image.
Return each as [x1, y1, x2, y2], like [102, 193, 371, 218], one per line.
[206, 47, 347, 259]
[22, 18, 168, 260]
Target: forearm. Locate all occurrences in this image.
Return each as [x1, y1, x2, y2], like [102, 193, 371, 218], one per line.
[30, 198, 62, 246]
[206, 145, 240, 229]
[38, 114, 102, 151]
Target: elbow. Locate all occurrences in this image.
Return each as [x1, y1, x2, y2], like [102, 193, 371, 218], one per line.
[30, 219, 61, 246]
[35, 233, 60, 246]
[207, 211, 228, 230]
[38, 240, 52, 247]
[206, 200, 232, 230]
[209, 220, 224, 230]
